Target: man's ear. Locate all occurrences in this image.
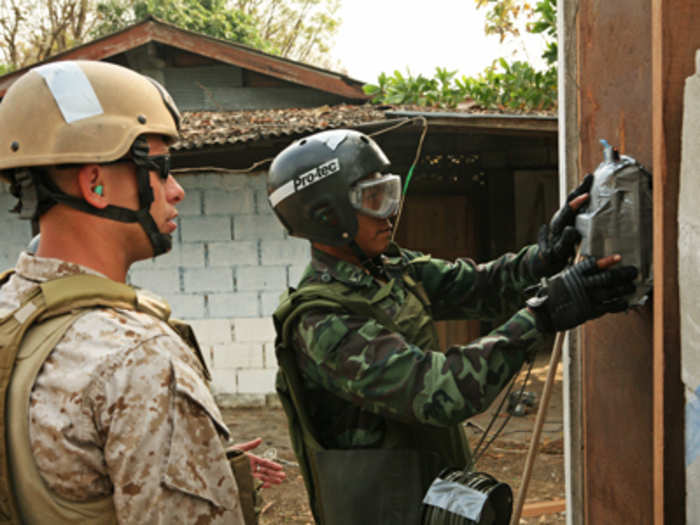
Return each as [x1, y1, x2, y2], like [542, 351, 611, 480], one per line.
[77, 164, 108, 209]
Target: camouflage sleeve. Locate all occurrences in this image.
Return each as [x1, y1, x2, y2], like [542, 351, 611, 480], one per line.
[86, 337, 245, 524]
[405, 244, 540, 321]
[294, 306, 543, 426]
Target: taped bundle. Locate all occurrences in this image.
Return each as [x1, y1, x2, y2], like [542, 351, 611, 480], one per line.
[575, 140, 653, 306]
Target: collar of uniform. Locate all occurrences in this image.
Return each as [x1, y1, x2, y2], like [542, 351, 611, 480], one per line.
[14, 251, 107, 283]
[310, 247, 375, 287]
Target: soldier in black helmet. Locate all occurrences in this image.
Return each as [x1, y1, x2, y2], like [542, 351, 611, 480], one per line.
[267, 129, 638, 524]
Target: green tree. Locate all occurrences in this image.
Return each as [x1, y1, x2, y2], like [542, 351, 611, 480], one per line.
[232, 0, 341, 66]
[364, 0, 558, 112]
[92, 0, 269, 51]
[0, 0, 340, 71]
[0, 0, 98, 70]
[93, 0, 340, 66]
[468, 0, 557, 110]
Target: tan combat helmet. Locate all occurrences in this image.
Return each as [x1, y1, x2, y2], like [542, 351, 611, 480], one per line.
[0, 60, 182, 256]
[0, 60, 180, 174]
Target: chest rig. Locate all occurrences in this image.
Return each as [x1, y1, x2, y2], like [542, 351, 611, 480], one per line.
[273, 254, 471, 524]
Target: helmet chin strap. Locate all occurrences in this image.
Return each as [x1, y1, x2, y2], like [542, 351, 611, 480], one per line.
[22, 137, 172, 257]
[348, 240, 386, 279]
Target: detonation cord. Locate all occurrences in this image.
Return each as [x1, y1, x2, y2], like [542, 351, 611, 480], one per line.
[469, 358, 535, 470]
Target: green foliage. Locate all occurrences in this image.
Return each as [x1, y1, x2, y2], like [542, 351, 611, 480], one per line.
[475, 0, 525, 42]
[364, 61, 556, 112]
[92, 0, 340, 65]
[363, 68, 471, 108]
[364, 0, 558, 112]
[234, 0, 341, 66]
[464, 58, 557, 110]
[92, 0, 270, 50]
[529, 0, 557, 65]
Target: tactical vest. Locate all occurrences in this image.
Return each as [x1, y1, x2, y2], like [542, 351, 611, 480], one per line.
[273, 268, 472, 525]
[0, 271, 211, 524]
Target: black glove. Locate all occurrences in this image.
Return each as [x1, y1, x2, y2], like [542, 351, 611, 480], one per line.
[526, 256, 638, 332]
[530, 173, 594, 278]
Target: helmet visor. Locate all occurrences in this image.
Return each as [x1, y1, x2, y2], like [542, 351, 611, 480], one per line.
[348, 174, 402, 218]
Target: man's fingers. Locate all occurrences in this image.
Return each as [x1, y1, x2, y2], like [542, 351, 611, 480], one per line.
[256, 457, 285, 471]
[596, 254, 622, 270]
[231, 437, 262, 453]
[567, 173, 594, 201]
[553, 226, 580, 255]
[568, 193, 589, 211]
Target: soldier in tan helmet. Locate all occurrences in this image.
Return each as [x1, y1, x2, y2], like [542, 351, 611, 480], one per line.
[0, 60, 283, 524]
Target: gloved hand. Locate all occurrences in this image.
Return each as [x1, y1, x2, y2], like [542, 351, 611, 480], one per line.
[530, 173, 594, 278]
[526, 255, 638, 332]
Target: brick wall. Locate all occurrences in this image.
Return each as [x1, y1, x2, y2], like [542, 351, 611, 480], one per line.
[0, 183, 33, 270]
[128, 171, 311, 405]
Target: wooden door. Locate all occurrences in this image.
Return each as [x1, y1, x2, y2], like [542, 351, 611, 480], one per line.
[393, 194, 481, 350]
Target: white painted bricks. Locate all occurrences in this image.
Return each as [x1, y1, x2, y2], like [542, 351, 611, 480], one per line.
[237, 369, 277, 394]
[205, 188, 254, 215]
[237, 266, 287, 291]
[234, 214, 285, 240]
[129, 268, 180, 295]
[261, 291, 286, 317]
[181, 216, 232, 242]
[261, 238, 311, 266]
[162, 294, 206, 320]
[213, 342, 264, 369]
[208, 292, 258, 318]
[233, 317, 276, 342]
[184, 267, 234, 293]
[209, 241, 258, 266]
[188, 319, 233, 345]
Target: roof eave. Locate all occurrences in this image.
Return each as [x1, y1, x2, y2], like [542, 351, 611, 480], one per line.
[385, 110, 558, 133]
[0, 17, 370, 100]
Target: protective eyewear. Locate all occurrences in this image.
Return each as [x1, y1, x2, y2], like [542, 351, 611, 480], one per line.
[348, 173, 402, 219]
[102, 154, 171, 180]
[139, 154, 171, 180]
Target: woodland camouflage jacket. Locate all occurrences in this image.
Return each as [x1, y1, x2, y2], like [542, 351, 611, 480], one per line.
[282, 242, 548, 450]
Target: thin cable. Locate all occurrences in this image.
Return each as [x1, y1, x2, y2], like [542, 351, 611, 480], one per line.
[391, 116, 428, 240]
[171, 117, 426, 177]
[368, 116, 426, 138]
[171, 157, 273, 175]
[470, 359, 535, 469]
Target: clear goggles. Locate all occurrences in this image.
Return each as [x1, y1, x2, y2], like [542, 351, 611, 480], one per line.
[348, 173, 402, 219]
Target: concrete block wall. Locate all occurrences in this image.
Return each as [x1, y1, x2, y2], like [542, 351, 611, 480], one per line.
[128, 171, 311, 405]
[0, 183, 32, 270]
[679, 49, 700, 525]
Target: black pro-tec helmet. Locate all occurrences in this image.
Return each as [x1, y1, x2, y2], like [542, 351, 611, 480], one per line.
[267, 129, 390, 246]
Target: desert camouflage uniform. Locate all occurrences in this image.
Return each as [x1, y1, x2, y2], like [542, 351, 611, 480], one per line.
[0, 252, 245, 524]
[287, 242, 546, 450]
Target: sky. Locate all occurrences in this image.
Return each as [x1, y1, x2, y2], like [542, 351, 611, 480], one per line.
[328, 0, 549, 84]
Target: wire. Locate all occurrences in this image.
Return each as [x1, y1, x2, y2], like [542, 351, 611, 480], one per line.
[170, 115, 426, 178]
[469, 359, 535, 470]
[390, 116, 429, 240]
[170, 157, 274, 175]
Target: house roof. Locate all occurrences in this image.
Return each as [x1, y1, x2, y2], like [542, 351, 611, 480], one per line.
[0, 16, 368, 100]
[174, 103, 557, 152]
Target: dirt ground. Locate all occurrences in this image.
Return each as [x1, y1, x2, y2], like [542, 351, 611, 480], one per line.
[221, 350, 565, 524]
